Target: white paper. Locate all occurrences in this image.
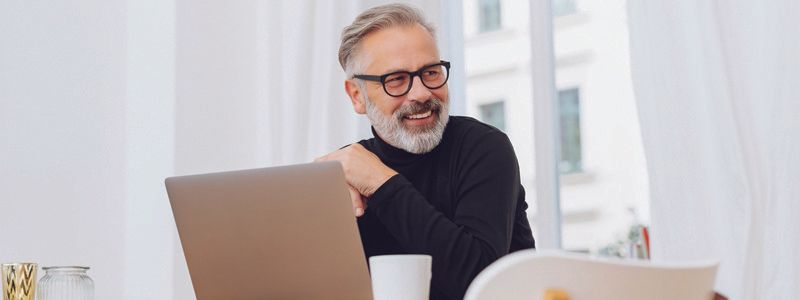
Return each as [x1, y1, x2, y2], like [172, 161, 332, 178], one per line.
[465, 250, 719, 300]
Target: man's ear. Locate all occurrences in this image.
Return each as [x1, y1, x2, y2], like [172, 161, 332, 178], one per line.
[345, 79, 367, 114]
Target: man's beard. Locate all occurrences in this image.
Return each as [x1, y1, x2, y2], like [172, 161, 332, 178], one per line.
[364, 94, 449, 154]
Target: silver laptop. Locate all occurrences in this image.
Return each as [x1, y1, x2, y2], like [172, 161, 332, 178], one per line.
[165, 161, 373, 299]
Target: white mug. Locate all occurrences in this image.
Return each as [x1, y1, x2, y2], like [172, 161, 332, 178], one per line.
[369, 254, 432, 300]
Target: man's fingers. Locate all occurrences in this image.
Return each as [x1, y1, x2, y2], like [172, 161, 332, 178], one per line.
[348, 185, 366, 217]
[314, 150, 344, 163]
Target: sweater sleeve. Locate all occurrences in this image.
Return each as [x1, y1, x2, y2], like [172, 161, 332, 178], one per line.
[366, 130, 521, 299]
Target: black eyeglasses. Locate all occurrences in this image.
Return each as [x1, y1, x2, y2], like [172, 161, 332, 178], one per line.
[354, 60, 451, 97]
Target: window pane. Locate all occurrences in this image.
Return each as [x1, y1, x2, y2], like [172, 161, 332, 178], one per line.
[479, 101, 506, 131]
[478, 0, 502, 32]
[553, 0, 577, 17]
[558, 88, 582, 174]
[553, 0, 650, 254]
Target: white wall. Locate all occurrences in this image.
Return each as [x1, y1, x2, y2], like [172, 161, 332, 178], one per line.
[1, 0, 129, 298]
[2, 0, 178, 298]
[125, 0, 177, 298]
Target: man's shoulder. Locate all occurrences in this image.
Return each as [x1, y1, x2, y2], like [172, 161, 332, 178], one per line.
[356, 137, 376, 149]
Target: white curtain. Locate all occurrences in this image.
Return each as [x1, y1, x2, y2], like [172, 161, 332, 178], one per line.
[174, 0, 366, 175]
[258, 0, 367, 165]
[627, 1, 800, 299]
[175, 0, 455, 173]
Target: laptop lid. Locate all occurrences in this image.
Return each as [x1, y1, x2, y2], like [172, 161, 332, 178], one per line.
[165, 161, 372, 299]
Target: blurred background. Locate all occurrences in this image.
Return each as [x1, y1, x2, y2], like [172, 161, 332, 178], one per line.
[2, 0, 797, 299]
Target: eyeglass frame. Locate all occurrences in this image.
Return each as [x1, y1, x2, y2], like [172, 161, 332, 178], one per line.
[353, 60, 451, 97]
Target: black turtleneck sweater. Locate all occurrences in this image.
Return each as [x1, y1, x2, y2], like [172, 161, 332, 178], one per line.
[357, 116, 536, 300]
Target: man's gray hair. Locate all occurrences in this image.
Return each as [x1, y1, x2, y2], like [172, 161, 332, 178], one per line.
[338, 3, 436, 77]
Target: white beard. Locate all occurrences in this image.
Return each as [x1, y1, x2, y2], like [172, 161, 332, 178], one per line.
[364, 94, 450, 154]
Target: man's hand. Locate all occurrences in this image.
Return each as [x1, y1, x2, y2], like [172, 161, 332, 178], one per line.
[315, 144, 398, 217]
[346, 185, 366, 217]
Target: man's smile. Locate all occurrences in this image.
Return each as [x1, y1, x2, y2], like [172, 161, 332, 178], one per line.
[402, 109, 438, 126]
[405, 110, 432, 120]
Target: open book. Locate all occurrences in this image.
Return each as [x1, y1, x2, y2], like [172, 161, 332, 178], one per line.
[465, 250, 719, 300]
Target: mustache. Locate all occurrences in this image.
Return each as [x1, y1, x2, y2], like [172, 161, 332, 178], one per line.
[394, 98, 443, 120]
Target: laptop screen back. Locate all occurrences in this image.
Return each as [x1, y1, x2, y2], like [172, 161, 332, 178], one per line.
[165, 162, 372, 299]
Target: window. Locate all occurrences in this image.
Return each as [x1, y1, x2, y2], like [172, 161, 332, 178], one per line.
[478, 0, 502, 33]
[479, 101, 506, 131]
[553, 0, 577, 17]
[558, 88, 582, 174]
[461, 0, 650, 254]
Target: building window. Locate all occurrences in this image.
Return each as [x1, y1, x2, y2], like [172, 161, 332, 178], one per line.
[559, 88, 582, 174]
[553, 0, 577, 17]
[479, 101, 506, 131]
[478, 0, 502, 32]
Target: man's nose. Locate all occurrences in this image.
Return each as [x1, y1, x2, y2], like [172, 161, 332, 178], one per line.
[406, 75, 433, 102]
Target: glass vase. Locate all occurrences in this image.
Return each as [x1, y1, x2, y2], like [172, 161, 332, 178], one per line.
[36, 266, 93, 300]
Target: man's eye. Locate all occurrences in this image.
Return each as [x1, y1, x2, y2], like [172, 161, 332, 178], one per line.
[422, 70, 441, 79]
[384, 75, 407, 86]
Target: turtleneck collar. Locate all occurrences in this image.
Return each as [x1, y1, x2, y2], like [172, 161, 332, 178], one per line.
[370, 127, 426, 164]
[368, 116, 455, 165]
[371, 124, 458, 165]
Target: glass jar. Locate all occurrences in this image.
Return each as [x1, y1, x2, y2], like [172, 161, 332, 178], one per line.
[37, 266, 94, 300]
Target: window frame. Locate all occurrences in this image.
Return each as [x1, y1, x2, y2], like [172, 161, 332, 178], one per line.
[528, 0, 563, 249]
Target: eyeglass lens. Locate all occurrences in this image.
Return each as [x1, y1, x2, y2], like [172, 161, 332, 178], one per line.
[384, 64, 448, 96]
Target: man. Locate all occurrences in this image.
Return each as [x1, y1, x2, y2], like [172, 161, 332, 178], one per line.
[315, 4, 535, 299]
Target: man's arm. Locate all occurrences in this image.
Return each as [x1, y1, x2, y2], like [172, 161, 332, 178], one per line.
[365, 131, 522, 299]
[315, 144, 397, 217]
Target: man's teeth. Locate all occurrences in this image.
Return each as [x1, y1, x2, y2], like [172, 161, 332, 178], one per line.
[406, 110, 432, 120]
